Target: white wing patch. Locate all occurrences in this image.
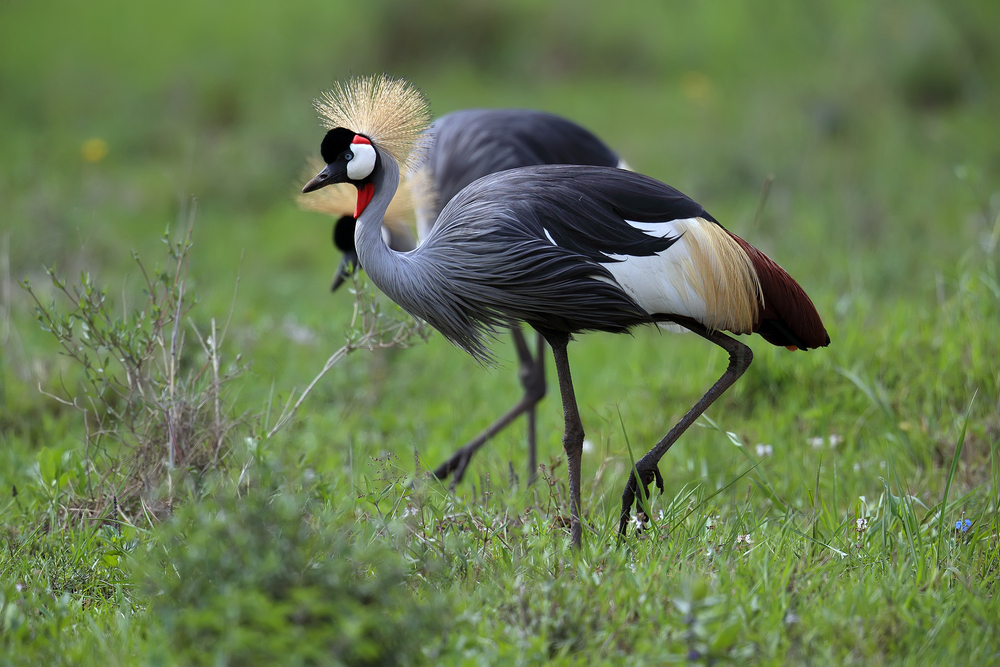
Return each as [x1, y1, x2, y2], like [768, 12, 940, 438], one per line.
[543, 227, 557, 246]
[599, 217, 761, 333]
[600, 218, 708, 322]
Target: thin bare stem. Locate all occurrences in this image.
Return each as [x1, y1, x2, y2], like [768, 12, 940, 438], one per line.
[266, 304, 425, 440]
[751, 174, 774, 232]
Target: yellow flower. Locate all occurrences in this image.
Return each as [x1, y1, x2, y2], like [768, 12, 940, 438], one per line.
[82, 138, 109, 163]
[681, 71, 713, 104]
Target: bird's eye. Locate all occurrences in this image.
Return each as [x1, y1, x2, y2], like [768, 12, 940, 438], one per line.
[344, 151, 354, 161]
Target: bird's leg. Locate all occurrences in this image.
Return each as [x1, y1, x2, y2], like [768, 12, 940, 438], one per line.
[618, 323, 753, 539]
[547, 333, 584, 548]
[431, 325, 546, 489]
[431, 395, 535, 489]
[513, 327, 546, 486]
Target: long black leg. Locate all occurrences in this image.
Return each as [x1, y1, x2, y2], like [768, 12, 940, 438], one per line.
[618, 323, 753, 539]
[546, 333, 584, 548]
[431, 324, 546, 488]
[521, 331, 546, 486]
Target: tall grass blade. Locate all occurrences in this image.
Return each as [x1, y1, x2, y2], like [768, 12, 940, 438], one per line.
[936, 391, 977, 563]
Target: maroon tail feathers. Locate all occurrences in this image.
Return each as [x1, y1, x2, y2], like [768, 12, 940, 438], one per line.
[729, 232, 830, 351]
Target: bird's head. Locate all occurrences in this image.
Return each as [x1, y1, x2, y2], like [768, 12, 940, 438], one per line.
[302, 128, 378, 194]
[301, 75, 430, 196]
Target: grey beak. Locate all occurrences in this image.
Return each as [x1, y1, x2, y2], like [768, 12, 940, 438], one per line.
[302, 165, 333, 193]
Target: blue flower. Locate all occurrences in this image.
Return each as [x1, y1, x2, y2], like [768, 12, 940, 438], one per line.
[955, 519, 971, 532]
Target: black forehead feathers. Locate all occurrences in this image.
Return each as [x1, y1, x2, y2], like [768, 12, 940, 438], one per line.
[320, 127, 356, 163]
[332, 215, 357, 252]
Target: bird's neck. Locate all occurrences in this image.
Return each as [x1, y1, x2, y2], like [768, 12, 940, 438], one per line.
[354, 149, 406, 293]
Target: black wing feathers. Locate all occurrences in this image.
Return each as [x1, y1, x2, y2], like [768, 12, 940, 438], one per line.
[443, 166, 716, 263]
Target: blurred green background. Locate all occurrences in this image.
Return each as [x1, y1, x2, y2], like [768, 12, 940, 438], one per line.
[4, 0, 997, 280]
[3, 3, 1000, 661]
[2, 0, 998, 470]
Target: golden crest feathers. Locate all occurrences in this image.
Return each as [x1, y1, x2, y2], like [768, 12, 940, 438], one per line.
[314, 74, 431, 172]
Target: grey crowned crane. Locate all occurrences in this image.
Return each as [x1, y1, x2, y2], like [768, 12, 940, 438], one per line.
[303, 108, 624, 488]
[301, 76, 829, 548]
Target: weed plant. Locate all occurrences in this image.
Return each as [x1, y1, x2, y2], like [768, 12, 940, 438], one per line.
[20, 219, 245, 519]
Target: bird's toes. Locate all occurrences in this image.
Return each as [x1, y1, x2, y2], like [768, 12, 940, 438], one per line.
[618, 462, 665, 539]
[617, 472, 639, 537]
[450, 450, 473, 489]
[652, 466, 665, 495]
[633, 465, 661, 503]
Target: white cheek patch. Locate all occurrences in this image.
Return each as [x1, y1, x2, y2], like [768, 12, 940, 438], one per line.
[347, 143, 376, 180]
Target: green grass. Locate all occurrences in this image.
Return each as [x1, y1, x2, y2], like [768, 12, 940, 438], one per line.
[2, 0, 1000, 664]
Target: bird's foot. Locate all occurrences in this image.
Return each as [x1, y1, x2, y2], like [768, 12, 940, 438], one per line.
[431, 447, 473, 490]
[617, 463, 665, 539]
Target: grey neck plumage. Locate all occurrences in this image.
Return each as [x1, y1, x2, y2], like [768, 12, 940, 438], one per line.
[353, 147, 402, 285]
[351, 147, 503, 364]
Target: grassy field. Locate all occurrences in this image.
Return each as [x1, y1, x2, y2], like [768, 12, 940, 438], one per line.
[2, 0, 999, 664]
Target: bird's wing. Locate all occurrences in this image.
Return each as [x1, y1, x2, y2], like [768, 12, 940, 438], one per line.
[503, 167, 829, 350]
[499, 166, 711, 260]
[422, 165, 827, 355]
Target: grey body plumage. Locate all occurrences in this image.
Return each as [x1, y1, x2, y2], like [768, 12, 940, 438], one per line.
[358, 160, 656, 363]
[409, 165, 710, 358]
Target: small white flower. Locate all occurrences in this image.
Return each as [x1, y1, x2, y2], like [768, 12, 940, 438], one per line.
[879, 460, 886, 469]
[829, 434, 844, 447]
[755, 443, 773, 457]
[855, 517, 868, 532]
[657, 509, 665, 522]
[582, 438, 595, 453]
[736, 534, 753, 545]
[807, 436, 825, 449]
[401, 505, 419, 519]
[853, 462, 861, 473]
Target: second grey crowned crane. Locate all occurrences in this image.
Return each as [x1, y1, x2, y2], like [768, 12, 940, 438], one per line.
[317, 107, 625, 488]
[302, 76, 829, 548]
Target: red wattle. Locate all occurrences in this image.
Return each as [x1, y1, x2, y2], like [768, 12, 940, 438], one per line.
[354, 182, 375, 218]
